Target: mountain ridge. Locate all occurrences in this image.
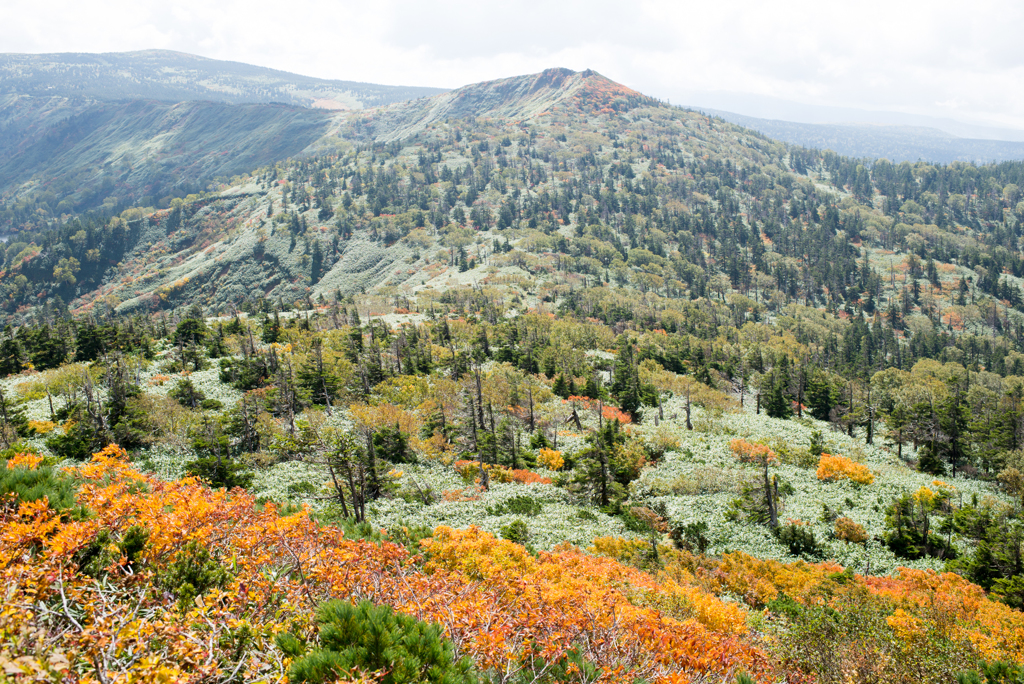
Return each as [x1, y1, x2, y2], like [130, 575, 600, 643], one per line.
[704, 107, 1024, 163]
[0, 49, 447, 109]
[0, 50, 453, 227]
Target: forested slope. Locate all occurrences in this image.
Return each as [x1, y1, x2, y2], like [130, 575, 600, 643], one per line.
[3, 67, 1024, 682]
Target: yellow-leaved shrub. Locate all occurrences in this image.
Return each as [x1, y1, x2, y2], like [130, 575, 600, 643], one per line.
[817, 453, 874, 485]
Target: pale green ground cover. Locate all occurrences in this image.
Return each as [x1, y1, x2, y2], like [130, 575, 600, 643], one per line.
[628, 396, 1002, 574]
[365, 464, 629, 549]
[1, 350, 1009, 571]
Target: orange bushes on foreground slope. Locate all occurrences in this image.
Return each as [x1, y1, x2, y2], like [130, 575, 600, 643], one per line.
[5, 445, 1022, 683]
[0, 446, 773, 683]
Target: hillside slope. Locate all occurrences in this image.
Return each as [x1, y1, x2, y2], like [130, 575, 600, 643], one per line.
[11, 64, 1024, 331]
[0, 96, 334, 219]
[3, 67, 754, 312]
[0, 51, 448, 229]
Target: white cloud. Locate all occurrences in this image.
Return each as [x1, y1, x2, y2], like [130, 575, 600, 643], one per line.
[4, 0, 1024, 129]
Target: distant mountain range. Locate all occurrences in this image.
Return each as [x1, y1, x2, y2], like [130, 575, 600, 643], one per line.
[701, 109, 1024, 164]
[0, 50, 446, 110]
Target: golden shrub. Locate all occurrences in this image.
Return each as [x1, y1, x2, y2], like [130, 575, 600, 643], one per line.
[816, 453, 874, 485]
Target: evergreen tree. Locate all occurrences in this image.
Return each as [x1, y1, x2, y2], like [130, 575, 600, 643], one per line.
[284, 600, 478, 684]
[611, 337, 642, 421]
[297, 338, 340, 410]
[0, 337, 24, 377]
[764, 372, 793, 419]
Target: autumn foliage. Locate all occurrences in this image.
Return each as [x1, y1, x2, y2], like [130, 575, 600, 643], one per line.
[816, 453, 875, 485]
[4, 446, 1024, 683]
[0, 446, 772, 683]
[729, 438, 776, 464]
[535, 447, 564, 471]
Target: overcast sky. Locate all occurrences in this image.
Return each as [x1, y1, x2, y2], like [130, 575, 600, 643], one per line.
[6, 0, 1024, 131]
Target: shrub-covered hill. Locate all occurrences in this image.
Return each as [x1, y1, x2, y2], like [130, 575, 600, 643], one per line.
[3, 300, 1024, 596]
[2, 445, 1022, 684]
[0, 50, 445, 109]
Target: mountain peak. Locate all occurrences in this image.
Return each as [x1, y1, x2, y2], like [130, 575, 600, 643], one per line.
[365, 67, 657, 141]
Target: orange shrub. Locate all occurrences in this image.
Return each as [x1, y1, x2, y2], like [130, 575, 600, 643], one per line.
[602, 405, 633, 424]
[509, 469, 553, 485]
[730, 438, 777, 464]
[816, 453, 874, 485]
[26, 420, 55, 435]
[6, 451, 43, 470]
[442, 488, 482, 502]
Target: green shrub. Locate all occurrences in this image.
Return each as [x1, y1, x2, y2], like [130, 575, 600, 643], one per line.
[73, 525, 149, 577]
[0, 455, 78, 511]
[284, 599, 478, 684]
[287, 481, 319, 497]
[775, 523, 823, 560]
[185, 456, 254, 490]
[169, 378, 206, 409]
[670, 521, 710, 554]
[486, 494, 543, 517]
[957, 660, 1024, 684]
[621, 509, 654, 534]
[500, 519, 530, 544]
[161, 540, 232, 612]
[520, 645, 603, 683]
[45, 419, 103, 461]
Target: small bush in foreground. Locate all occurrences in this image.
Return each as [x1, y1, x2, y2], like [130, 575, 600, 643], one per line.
[285, 599, 478, 684]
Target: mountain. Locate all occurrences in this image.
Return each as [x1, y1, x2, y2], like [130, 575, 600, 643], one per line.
[702, 108, 1024, 163]
[0, 51, 447, 229]
[10, 63, 1024, 326]
[11, 63, 1024, 317]
[6, 66, 1024, 683]
[685, 90, 1024, 141]
[348, 67, 656, 142]
[0, 96, 335, 217]
[0, 50, 446, 109]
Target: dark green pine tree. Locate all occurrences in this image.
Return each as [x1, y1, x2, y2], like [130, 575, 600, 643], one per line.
[262, 310, 282, 344]
[26, 325, 69, 371]
[0, 387, 29, 447]
[805, 368, 837, 421]
[373, 423, 411, 464]
[552, 373, 569, 399]
[297, 338, 341, 409]
[0, 337, 25, 377]
[764, 372, 793, 420]
[611, 337, 642, 421]
[311, 241, 325, 283]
